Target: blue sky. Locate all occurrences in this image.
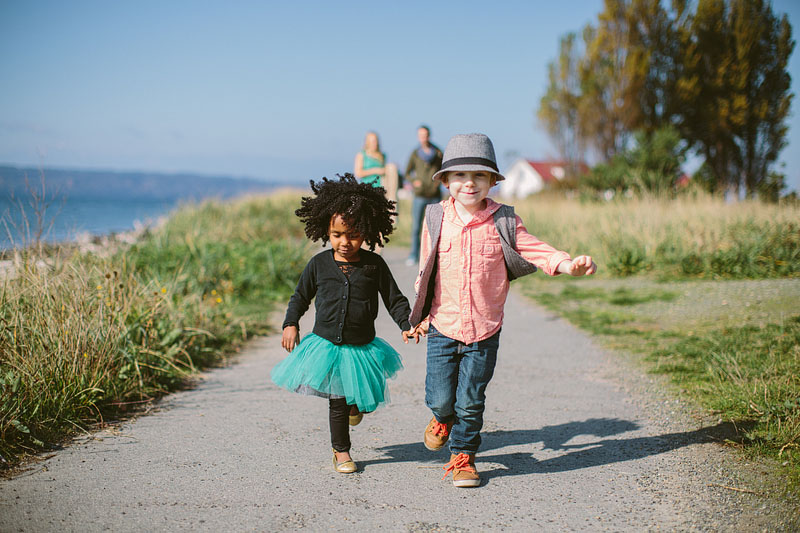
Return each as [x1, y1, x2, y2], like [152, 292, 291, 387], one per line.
[1, 1, 799, 192]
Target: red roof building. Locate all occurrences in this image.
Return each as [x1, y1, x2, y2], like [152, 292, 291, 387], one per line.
[499, 159, 589, 198]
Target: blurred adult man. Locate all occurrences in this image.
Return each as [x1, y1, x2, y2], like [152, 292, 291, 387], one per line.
[404, 125, 443, 265]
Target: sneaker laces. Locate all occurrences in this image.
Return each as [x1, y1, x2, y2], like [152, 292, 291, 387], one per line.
[442, 453, 476, 480]
[431, 420, 450, 437]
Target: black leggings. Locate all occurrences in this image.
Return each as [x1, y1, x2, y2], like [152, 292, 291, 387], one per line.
[329, 398, 351, 452]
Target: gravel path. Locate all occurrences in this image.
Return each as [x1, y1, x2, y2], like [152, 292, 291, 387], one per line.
[0, 248, 793, 532]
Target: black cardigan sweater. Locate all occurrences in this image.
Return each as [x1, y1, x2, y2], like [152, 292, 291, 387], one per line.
[282, 249, 412, 345]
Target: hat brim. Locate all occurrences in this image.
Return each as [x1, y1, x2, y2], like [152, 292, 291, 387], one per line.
[432, 164, 505, 182]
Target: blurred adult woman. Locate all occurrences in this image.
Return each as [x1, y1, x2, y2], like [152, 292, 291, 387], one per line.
[354, 131, 386, 188]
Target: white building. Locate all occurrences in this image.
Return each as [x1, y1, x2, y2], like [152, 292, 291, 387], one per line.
[499, 159, 588, 198]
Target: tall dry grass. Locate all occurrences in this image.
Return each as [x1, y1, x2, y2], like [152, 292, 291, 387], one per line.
[0, 192, 309, 465]
[503, 192, 799, 278]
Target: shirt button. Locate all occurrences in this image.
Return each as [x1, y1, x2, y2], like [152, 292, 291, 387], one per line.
[342, 295, 346, 299]
[344, 281, 348, 286]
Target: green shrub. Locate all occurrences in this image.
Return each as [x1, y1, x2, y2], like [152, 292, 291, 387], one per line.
[0, 193, 309, 464]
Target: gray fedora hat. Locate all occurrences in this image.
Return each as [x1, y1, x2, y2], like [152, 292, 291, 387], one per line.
[431, 133, 505, 182]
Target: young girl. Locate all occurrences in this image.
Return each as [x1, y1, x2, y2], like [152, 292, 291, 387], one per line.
[271, 173, 418, 473]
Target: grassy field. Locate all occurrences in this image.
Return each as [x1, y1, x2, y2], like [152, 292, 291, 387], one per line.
[0, 191, 308, 466]
[483, 192, 800, 490]
[509, 191, 799, 279]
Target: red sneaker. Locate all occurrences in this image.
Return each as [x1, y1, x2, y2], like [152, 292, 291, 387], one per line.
[423, 417, 453, 451]
[442, 452, 480, 487]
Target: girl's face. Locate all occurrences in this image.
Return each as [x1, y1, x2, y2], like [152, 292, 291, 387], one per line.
[364, 132, 379, 152]
[328, 214, 364, 262]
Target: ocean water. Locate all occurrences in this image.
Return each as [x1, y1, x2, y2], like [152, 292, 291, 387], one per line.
[0, 197, 178, 250]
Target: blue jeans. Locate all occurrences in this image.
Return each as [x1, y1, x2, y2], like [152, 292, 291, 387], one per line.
[425, 324, 500, 454]
[409, 195, 440, 262]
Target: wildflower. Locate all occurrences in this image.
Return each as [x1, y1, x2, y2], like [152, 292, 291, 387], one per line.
[211, 289, 217, 295]
[83, 352, 88, 358]
[161, 287, 167, 294]
[216, 297, 222, 303]
[96, 285, 103, 290]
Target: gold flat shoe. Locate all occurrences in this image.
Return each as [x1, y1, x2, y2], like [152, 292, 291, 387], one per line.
[332, 450, 357, 474]
[348, 412, 364, 426]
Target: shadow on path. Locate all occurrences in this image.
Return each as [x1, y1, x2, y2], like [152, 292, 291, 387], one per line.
[365, 418, 747, 483]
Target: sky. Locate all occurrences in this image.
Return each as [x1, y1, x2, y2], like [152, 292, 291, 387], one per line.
[1, 1, 799, 192]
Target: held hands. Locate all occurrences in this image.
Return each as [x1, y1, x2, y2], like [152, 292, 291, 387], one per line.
[402, 327, 420, 344]
[565, 255, 597, 276]
[402, 322, 429, 344]
[281, 325, 300, 352]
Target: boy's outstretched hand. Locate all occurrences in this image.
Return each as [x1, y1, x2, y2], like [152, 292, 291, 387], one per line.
[281, 325, 300, 352]
[564, 255, 597, 276]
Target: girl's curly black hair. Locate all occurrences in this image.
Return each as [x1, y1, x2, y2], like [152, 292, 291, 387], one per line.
[295, 173, 397, 250]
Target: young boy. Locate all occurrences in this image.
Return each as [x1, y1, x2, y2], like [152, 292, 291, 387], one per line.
[409, 133, 597, 487]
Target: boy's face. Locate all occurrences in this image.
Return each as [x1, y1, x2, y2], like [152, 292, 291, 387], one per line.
[442, 171, 496, 212]
[328, 214, 364, 262]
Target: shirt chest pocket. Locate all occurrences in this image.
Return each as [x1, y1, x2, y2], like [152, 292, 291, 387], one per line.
[479, 243, 502, 272]
[437, 238, 452, 270]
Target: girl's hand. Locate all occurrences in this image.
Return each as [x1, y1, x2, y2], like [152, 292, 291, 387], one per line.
[402, 325, 425, 344]
[568, 255, 597, 276]
[282, 326, 300, 352]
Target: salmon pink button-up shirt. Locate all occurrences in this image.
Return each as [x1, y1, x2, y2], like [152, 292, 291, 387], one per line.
[415, 197, 571, 345]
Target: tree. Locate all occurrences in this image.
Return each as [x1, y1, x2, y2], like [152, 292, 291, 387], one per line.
[676, 0, 794, 196]
[537, 0, 794, 199]
[538, 32, 587, 166]
[579, 6, 631, 161]
[540, 0, 683, 162]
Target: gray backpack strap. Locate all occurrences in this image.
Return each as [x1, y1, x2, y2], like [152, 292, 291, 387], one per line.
[425, 203, 444, 244]
[493, 204, 537, 281]
[409, 203, 443, 325]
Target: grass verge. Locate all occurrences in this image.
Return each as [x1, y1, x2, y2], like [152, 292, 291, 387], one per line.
[518, 274, 800, 491]
[0, 192, 309, 467]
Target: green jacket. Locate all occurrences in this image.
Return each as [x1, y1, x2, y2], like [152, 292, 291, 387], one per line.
[405, 144, 443, 198]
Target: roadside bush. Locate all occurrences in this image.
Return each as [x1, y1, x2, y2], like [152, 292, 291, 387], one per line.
[604, 239, 650, 276]
[582, 126, 687, 198]
[0, 193, 309, 465]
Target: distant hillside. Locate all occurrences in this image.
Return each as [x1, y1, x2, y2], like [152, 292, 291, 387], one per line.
[0, 165, 296, 201]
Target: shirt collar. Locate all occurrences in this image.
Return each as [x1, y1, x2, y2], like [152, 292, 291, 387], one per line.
[443, 196, 502, 225]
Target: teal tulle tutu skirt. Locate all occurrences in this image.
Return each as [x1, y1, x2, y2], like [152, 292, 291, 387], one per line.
[270, 333, 403, 413]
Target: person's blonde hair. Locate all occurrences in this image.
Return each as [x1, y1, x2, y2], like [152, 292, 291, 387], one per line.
[363, 131, 382, 155]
